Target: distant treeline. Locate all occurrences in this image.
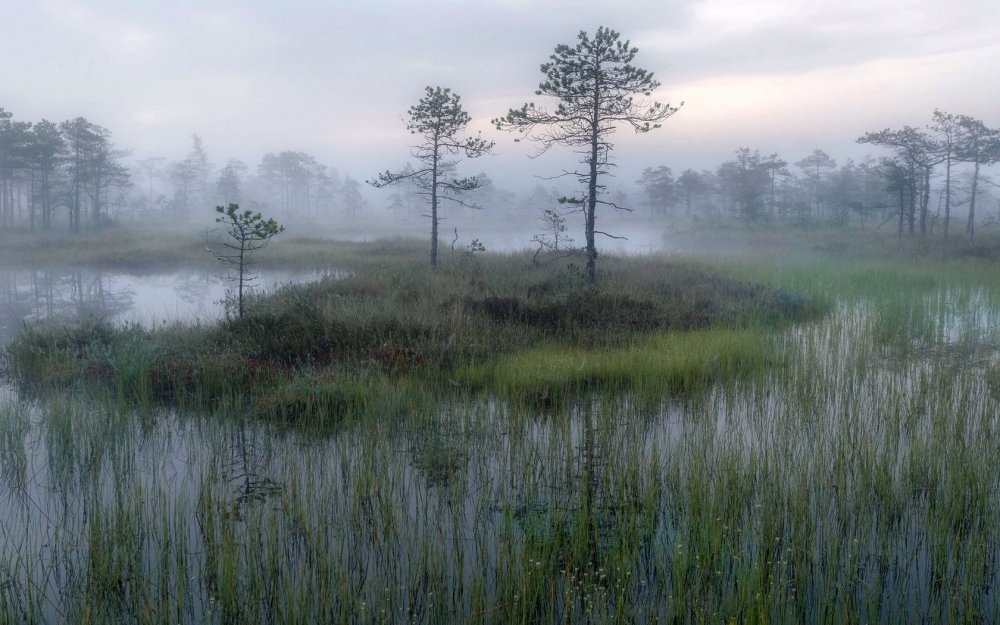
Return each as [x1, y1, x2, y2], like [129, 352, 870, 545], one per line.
[637, 111, 1000, 241]
[0, 110, 129, 231]
[0, 107, 368, 231]
[2, 106, 997, 240]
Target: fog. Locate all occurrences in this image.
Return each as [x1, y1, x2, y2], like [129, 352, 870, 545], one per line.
[2, 0, 999, 250]
[6, 1, 1000, 161]
[6, 5, 1000, 621]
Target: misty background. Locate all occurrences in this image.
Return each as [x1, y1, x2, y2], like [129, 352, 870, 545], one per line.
[1, 0, 999, 249]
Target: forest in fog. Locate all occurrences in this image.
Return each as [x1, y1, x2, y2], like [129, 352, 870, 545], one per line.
[0, 105, 997, 245]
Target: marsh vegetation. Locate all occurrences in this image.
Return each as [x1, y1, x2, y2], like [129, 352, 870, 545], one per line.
[1, 230, 1000, 623]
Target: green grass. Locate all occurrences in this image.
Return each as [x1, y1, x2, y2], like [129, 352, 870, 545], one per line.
[463, 328, 779, 403]
[678, 221, 1000, 263]
[0, 222, 426, 272]
[5, 231, 1000, 623]
[5, 241, 819, 421]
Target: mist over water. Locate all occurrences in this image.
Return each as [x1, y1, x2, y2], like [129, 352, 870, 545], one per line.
[0, 267, 335, 342]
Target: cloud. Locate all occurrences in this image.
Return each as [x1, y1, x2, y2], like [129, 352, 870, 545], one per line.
[39, 0, 159, 59]
[3, 0, 997, 178]
[639, 0, 1000, 81]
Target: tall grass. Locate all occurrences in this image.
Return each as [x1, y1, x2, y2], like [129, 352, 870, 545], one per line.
[6, 244, 817, 421]
[462, 328, 780, 404]
[2, 245, 1000, 622]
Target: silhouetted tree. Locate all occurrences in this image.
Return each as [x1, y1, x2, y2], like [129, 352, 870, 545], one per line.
[849, 157, 891, 228]
[187, 133, 211, 208]
[929, 110, 961, 238]
[828, 159, 862, 227]
[676, 169, 704, 217]
[0, 108, 31, 227]
[370, 86, 493, 269]
[217, 158, 247, 205]
[761, 153, 788, 214]
[858, 127, 940, 236]
[169, 158, 198, 218]
[795, 149, 836, 220]
[955, 115, 1000, 242]
[61, 117, 127, 231]
[494, 27, 682, 282]
[258, 151, 334, 218]
[878, 157, 912, 237]
[208, 203, 284, 318]
[716, 148, 770, 221]
[134, 156, 166, 219]
[341, 175, 366, 217]
[637, 165, 674, 217]
[168, 135, 211, 219]
[26, 120, 65, 230]
[84, 125, 130, 226]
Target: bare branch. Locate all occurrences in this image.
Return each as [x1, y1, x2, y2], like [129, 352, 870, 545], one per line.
[593, 230, 628, 240]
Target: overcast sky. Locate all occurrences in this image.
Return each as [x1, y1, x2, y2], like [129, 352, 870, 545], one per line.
[3, 0, 998, 185]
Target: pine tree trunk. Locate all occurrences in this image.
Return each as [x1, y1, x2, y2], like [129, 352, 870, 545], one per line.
[585, 79, 600, 284]
[968, 160, 980, 243]
[919, 166, 930, 236]
[943, 153, 952, 239]
[430, 138, 439, 270]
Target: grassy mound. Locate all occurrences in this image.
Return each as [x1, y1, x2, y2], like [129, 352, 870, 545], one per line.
[6, 242, 821, 421]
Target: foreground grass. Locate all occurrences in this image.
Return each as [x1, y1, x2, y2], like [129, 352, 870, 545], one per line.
[7, 236, 1000, 623]
[464, 328, 780, 403]
[3, 260, 1000, 623]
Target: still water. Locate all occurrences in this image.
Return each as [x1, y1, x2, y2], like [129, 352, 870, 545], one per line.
[1, 265, 1000, 622]
[0, 266, 336, 344]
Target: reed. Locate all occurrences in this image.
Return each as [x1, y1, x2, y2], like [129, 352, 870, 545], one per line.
[2, 239, 999, 623]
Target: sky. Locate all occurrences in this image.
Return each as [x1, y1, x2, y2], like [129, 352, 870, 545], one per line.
[2, 0, 999, 186]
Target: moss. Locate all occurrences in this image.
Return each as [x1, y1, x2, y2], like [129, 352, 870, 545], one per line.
[462, 328, 780, 404]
